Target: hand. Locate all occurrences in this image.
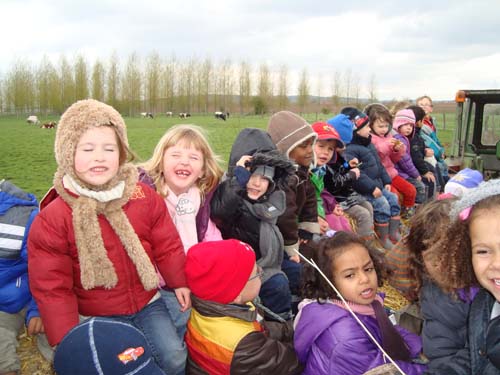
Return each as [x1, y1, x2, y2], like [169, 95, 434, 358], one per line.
[348, 158, 359, 168]
[391, 138, 403, 151]
[318, 217, 329, 234]
[289, 254, 300, 263]
[174, 287, 192, 312]
[350, 167, 360, 179]
[333, 205, 344, 216]
[27, 317, 44, 336]
[384, 184, 392, 192]
[423, 172, 436, 183]
[236, 155, 252, 168]
[372, 187, 382, 198]
[424, 148, 434, 157]
[416, 175, 422, 181]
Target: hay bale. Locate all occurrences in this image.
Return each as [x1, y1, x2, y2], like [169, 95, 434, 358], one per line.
[18, 330, 54, 375]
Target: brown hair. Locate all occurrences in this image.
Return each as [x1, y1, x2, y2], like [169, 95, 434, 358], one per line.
[366, 104, 393, 136]
[300, 232, 387, 302]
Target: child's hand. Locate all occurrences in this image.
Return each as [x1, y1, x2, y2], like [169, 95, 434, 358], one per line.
[424, 148, 434, 157]
[236, 155, 252, 168]
[423, 171, 436, 183]
[318, 217, 329, 234]
[350, 167, 360, 179]
[27, 317, 44, 336]
[289, 254, 300, 263]
[333, 205, 344, 216]
[174, 287, 192, 312]
[372, 187, 382, 198]
[391, 138, 403, 151]
[348, 158, 359, 168]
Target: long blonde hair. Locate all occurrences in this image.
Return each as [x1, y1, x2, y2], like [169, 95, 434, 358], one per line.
[140, 124, 223, 199]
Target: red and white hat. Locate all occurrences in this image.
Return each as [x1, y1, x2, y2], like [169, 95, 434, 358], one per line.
[311, 122, 345, 148]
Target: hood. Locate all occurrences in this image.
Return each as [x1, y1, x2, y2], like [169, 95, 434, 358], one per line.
[228, 128, 276, 176]
[0, 180, 38, 215]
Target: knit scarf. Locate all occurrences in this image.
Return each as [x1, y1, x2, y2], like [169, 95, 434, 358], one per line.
[54, 164, 159, 291]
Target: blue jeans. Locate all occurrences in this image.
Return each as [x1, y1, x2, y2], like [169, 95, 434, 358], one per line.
[407, 178, 427, 204]
[259, 273, 292, 319]
[111, 297, 187, 375]
[160, 289, 190, 340]
[366, 189, 400, 223]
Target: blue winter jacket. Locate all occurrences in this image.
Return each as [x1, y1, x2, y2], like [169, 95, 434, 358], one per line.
[0, 180, 39, 324]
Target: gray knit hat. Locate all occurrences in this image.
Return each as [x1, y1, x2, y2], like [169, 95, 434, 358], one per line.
[267, 111, 317, 157]
[449, 178, 500, 221]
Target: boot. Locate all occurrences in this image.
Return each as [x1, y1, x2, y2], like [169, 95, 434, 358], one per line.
[374, 222, 393, 251]
[389, 216, 402, 244]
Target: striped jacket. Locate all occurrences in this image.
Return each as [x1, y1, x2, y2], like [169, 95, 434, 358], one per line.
[186, 296, 302, 375]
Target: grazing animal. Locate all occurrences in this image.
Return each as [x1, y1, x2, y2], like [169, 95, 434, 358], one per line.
[214, 111, 227, 121]
[140, 112, 154, 119]
[26, 115, 40, 125]
[179, 113, 191, 119]
[40, 121, 57, 129]
[166, 111, 173, 117]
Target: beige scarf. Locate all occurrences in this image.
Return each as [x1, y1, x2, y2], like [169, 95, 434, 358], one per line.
[54, 164, 159, 291]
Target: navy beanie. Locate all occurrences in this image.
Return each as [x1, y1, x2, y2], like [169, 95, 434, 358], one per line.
[326, 114, 354, 145]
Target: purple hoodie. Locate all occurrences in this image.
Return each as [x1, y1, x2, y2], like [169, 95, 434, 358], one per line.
[294, 300, 427, 375]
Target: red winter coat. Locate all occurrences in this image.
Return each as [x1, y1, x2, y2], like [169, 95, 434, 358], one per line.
[28, 182, 186, 345]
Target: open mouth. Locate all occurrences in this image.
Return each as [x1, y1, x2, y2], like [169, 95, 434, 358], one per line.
[175, 170, 191, 177]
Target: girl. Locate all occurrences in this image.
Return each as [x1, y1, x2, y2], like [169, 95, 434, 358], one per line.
[139, 124, 223, 341]
[366, 103, 417, 221]
[27, 99, 189, 375]
[429, 179, 500, 374]
[294, 232, 426, 374]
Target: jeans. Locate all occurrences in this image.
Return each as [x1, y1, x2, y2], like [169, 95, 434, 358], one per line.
[259, 273, 292, 319]
[160, 289, 190, 340]
[366, 189, 400, 223]
[407, 178, 427, 204]
[111, 297, 187, 375]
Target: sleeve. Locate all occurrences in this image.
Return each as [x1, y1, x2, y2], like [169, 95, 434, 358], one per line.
[297, 179, 320, 235]
[28, 213, 80, 346]
[390, 142, 405, 164]
[148, 191, 187, 289]
[352, 172, 378, 196]
[324, 164, 356, 195]
[231, 331, 303, 375]
[23, 208, 41, 324]
[210, 178, 244, 226]
[276, 176, 300, 252]
[410, 140, 430, 175]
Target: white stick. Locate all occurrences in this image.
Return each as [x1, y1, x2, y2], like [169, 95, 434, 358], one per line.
[295, 249, 407, 375]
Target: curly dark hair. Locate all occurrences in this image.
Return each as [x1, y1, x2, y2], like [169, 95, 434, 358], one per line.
[300, 231, 388, 302]
[246, 150, 296, 191]
[435, 195, 500, 292]
[406, 198, 456, 300]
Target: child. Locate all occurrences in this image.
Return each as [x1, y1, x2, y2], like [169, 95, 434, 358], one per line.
[310, 122, 352, 234]
[267, 111, 320, 256]
[426, 179, 500, 374]
[294, 232, 426, 374]
[365, 104, 417, 220]
[210, 128, 296, 320]
[343, 112, 401, 250]
[325, 114, 375, 242]
[184, 239, 303, 374]
[392, 109, 427, 205]
[27, 99, 189, 375]
[139, 124, 223, 340]
[0, 180, 47, 375]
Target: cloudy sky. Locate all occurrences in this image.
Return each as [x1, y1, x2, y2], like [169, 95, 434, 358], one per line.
[1, 0, 499, 100]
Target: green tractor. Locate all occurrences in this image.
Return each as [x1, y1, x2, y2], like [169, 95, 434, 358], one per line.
[446, 89, 500, 179]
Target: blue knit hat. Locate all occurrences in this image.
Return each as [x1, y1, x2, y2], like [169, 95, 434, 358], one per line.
[326, 114, 354, 145]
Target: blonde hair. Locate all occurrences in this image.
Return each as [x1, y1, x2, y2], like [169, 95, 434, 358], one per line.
[388, 100, 411, 117]
[140, 124, 223, 199]
[416, 95, 433, 106]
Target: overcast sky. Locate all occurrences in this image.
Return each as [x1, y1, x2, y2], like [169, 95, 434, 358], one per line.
[1, 0, 499, 100]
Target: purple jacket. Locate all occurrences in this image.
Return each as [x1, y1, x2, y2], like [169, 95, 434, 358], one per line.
[294, 300, 426, 375]
[394, 134, 420, 179]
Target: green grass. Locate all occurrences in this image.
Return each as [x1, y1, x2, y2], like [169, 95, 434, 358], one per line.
[0, 113, 455, 201]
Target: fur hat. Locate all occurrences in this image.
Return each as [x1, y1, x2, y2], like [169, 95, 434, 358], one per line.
[326, 114, 354, 144]
[267, 111, 317, 157]
[185, 240, 256, 304]
[55, 99, 128, 187]
[311, 122, 345, 148]
[247, 150, 296, 191]
[54, 318, 164, 375]
[444, 168, 483, 197]
[393, 109, 416, 131]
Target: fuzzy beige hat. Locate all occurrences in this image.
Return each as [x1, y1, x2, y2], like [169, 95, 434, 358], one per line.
[267, 111, 317, 157]
[53, 99, 158, 291]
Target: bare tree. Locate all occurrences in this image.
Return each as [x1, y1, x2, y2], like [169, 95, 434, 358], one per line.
[121, 52, 142, 116]
[367, 73, 378, 102]
[106, 52, 120, 110]
[4, 59, 36, 114]
[37, 56, 53, 114]
[145, 51, 161, 112]
[74, 54, 89, 100]
[59, 55, 75, 111]
[352, 72, 361, 107]
[276, 64, 289, 110]
[256, 63, 272, 113]
[331, 70, 342, 111]
[238, 61, 251, 114]
[297, 68, 310, 114]
[161, 56, 176, 113]
[91, 59, 105, 102]
[343, 68, 352, 105]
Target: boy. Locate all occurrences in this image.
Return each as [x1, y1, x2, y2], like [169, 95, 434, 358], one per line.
[184, 239, 302, 374]
[0, 180, 48, 375]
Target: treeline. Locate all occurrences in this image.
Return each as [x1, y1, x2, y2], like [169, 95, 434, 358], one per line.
[0, 52, 379, 116]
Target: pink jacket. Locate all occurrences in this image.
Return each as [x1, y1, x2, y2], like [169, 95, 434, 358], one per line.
[370, 133, 405, 179]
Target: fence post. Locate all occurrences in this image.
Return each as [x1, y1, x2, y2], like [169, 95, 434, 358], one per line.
[442, 113, 446, 130]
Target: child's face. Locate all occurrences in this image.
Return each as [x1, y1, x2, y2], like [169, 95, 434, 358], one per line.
[236, 263, 262, 303]
[398, 123, 413, 137]
[162, 140, 204, 195]
[314, 139, 336, 167]
[356, 125, 371, 138]
[246, 174, 270, 200]
[333, 244, 378, 305]
[289, 137, 314, 167]
[371, 118, 390, 137]
[74, 126, 120, 187]
[418, 99, 433, 115]
[470, 209, 500, 301]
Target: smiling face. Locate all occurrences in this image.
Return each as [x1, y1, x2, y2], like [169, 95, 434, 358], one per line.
[314, 139, 336, 167]
[398, 123, 414, 137]
[333, 244, 378, 305]
[74, 126, 120, 187]
[471, 208, 500, 302]
[289, 137, 315, 167]
[162, 140, 204, 195]
[246, 174, 270, 200]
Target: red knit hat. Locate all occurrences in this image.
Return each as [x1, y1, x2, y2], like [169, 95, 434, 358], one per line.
[311, 122, 345, 148]
[185, 240, 256, 304]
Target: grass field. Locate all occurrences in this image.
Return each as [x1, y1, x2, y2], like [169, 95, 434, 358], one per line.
[0, 113, 455, 201]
